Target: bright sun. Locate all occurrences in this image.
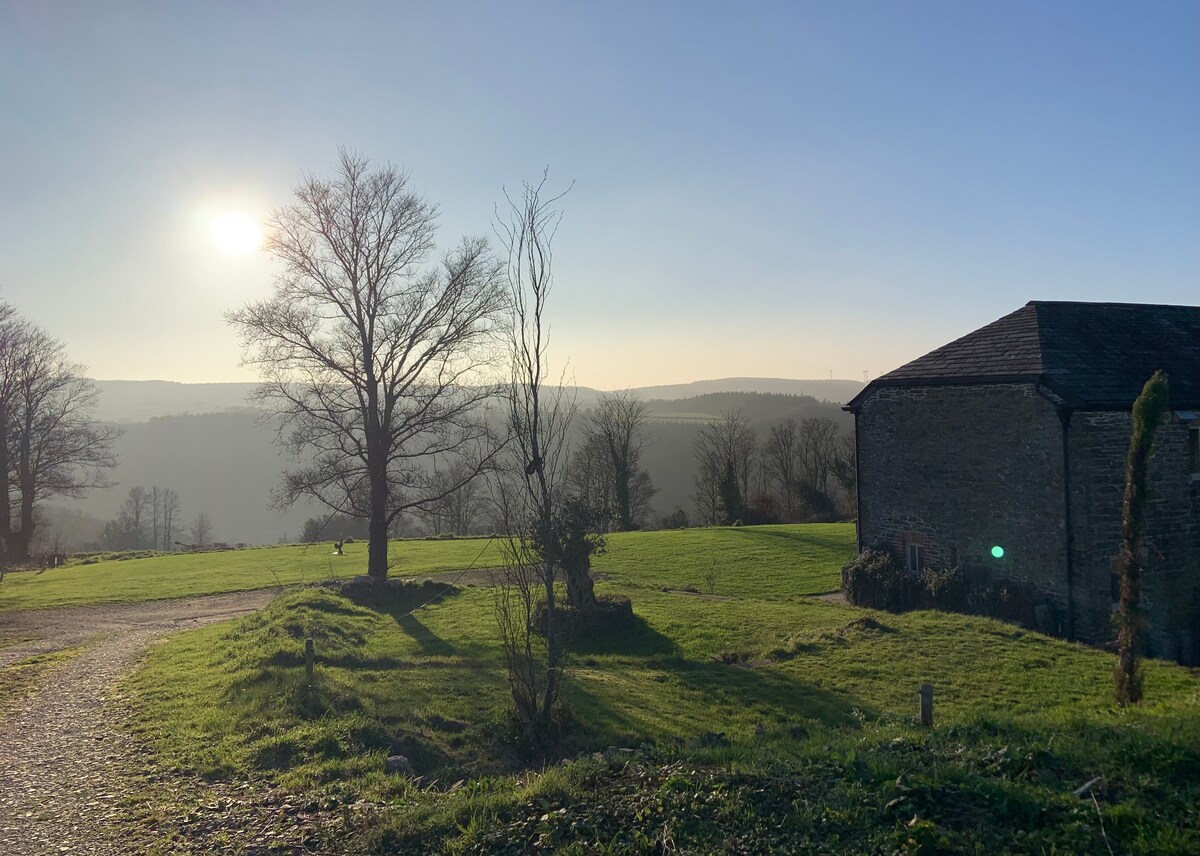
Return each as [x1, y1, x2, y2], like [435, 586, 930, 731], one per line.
[210, 212, 262, 256]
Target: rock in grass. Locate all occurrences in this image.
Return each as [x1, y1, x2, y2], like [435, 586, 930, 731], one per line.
[385, 754, 414, 776]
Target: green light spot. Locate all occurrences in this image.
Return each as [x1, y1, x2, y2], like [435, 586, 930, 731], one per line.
[991, 545, 1005, 559]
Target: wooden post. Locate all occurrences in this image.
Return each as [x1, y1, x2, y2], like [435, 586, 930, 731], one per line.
[918, 683, 933, 727]
[305, 637, 315, 680]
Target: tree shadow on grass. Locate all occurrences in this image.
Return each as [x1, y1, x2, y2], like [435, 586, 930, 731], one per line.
[393, 612, 457, 657]
[669, 658, 862, 727]
[733, 526, 854, 554]
[565, 655, 864, 750]
[569, 612, 679, 658]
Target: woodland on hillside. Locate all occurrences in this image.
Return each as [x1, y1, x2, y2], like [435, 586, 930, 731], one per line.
[42, 388, 854, 552]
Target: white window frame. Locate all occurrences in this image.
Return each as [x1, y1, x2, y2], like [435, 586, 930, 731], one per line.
[906, 543, 923, 574]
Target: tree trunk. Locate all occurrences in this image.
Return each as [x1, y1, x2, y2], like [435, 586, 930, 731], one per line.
[366, 430, 390, 579]
[0, 405, 11, 558]
[9, 422, 35, 562]
[614, 463, 632, 531]
[540, 554, 558, 730]
[368, 474, 389, 580]
[563, 555, 598, 614]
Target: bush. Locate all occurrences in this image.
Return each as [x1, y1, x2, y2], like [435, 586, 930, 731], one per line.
[840, 548, 920, 612]
[842, 548, 1051, 629]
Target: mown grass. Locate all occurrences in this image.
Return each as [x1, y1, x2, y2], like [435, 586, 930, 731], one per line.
[0, 524, 850, 611]
[125, 525, 1200, 853]
[0, 538, 502, 611]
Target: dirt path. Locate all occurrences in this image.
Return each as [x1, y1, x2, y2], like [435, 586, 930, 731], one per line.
[0, 590, 277, 855]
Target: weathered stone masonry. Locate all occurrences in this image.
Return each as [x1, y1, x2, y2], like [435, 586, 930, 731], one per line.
[856, 383, 1071, 630]
[857, 384, 1199, 657]
[1067, 412, 1199, 657]
[848, 301, 1200, 664]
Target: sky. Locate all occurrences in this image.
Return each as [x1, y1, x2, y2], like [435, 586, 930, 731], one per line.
[1, 0, 1197, 389]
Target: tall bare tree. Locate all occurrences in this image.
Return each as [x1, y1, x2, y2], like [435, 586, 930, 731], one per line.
[161, 488, 180, 551]
[228, 150, 507, 580]
[763, 418, 801, 520]
[492, 173, 577, 741]
[102, 485, 151, 549]
[831, 432, 857, 518]
[0, 312, 117, 562]
[188, 511, 213, 548]
[693, 410, 756, 525]
[581, 392, 655, 531]
[798, 416, 839, 497]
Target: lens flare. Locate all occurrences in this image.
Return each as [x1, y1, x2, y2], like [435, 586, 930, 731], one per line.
[991, 545, 1005, 559]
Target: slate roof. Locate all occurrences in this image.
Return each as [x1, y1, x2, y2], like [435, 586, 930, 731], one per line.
[846, 301, 1200, 410]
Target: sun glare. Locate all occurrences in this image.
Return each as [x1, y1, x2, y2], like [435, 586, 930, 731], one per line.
[210, 212, 262, 256]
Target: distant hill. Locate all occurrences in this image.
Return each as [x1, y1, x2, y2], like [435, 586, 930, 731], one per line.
[89, 377, 865, 423]
[92, 380, 259, 422]
[56, 380, 859, 545]
[627, 378, 864, 405]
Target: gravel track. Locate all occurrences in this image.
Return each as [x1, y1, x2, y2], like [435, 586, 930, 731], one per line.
[0, 590, 277, 855]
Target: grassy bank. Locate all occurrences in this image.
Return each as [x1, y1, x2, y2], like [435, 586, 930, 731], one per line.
[124, 524, 1200, 853]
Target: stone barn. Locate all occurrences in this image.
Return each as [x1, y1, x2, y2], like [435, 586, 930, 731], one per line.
[845, 301, 1200, 663]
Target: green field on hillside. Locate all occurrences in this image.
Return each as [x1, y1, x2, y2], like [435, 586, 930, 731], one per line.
[0, 524, 852, 612]
[121, 525, 1200, 854]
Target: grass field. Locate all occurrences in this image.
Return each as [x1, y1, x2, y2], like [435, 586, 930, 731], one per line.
[0, 538, 502, 611]
[118, 524, 1200, 854]
[0, 524, 850, 612]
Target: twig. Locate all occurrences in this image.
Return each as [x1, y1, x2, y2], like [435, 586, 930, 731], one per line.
[1075, 777, 1114, 856]
[1090, 791, 1115, 856]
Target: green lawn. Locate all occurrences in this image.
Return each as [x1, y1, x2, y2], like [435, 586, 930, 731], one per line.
[0, 538, 500, 611]
[122, 524, 1200, 854]
[0, 524, 852, 611]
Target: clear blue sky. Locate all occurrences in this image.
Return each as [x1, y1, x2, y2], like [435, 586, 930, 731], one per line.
[2, 1, 1197, 388]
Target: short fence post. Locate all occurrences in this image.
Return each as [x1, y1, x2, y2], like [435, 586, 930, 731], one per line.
[305, 637, 315, 681]
[918, 683, 933, 728]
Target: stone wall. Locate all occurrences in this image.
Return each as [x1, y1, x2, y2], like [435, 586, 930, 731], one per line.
[856, 383, 1070, 629]
[1067, 411, 1200, 660]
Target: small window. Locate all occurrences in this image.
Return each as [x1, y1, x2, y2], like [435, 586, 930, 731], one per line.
[906, 543, 923, 573]
[1189, 426, 1199, 476]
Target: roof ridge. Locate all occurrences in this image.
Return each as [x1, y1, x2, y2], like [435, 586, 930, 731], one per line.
[1026, 299, 1200, 309]
[846, 301, 1200, 411]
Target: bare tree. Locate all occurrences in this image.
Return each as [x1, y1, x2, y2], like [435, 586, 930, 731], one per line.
[581, 392, 655, 531]
[0, 314, 117, 562]
[188, 511, 213, 548]
[439, 461, 487, 535]
[161, 488, 180, 551]
[831, 432, 857, 519]
[763, 418, 801, 520]
[693, 410, 756, 525]
[798, 416, 839, 497]
[493, 173, 603, 744]
[102, 486, 151, 549]
[415, 461, 488, 536]
[228, 150, 507, 580]
[151, 486, 161, 552]
[125, 486, 150, 547]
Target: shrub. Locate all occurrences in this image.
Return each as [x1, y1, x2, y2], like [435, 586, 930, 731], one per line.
[843, 548, 1053, 631]
[840, 548, 919, 612]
